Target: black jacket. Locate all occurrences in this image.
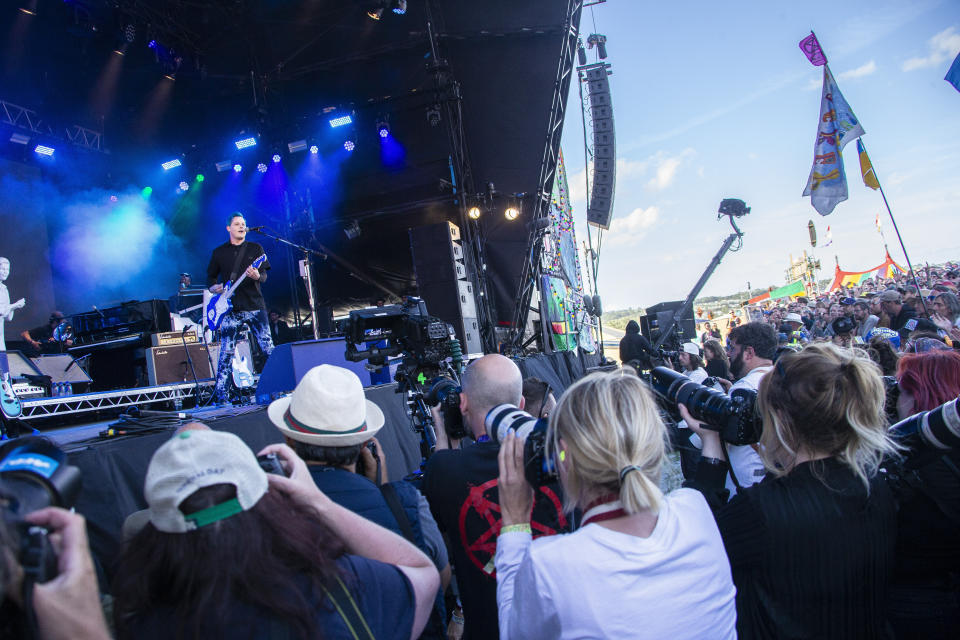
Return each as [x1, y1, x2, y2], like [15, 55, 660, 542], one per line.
[619, 320, 654, 367]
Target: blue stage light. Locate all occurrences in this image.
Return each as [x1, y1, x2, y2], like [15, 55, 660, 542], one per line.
[179, 181, 189, 191]
[34, 145, 55, 156]
[272, 154, 281, 163]
[310, 145, 319, 154]
[233, 163, 242, 173]
[392, 0, 407, 15]
[162, 158, 181, 170]
[234, 136, 257, 150]
[257, 163, 267, 173]
[378, 126, 389, 139]
[329, 115, 353, 128]
[344, 140, 355, 152]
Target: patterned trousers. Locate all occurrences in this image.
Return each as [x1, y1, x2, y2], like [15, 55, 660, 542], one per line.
[213, 308, 274, 403]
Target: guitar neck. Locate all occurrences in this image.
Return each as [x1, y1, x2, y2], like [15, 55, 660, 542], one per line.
[224, 273, 248, 299]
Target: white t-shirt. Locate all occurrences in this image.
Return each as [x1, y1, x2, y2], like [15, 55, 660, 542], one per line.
[684, 367, 709, 384]
[725, 364, 771, 496]
[495, 489, 737, 640]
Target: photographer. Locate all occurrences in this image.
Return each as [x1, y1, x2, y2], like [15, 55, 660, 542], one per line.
[683, 343, 900, 639]
[112, 428, 439, 640]
[421, 355, 568, 640]
[1, 508, 110, 640]
[495, 371, 736, 639]
[886, 350, 960, 638]
[678, 342, 708, 383]
[717, 322, 775, 495]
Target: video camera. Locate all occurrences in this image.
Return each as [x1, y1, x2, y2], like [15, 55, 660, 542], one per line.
[342, 304, 467, 458]
[649, 367, 762, 446]
[0, 438, 82, 585]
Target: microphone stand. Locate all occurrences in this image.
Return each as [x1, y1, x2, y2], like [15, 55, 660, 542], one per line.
[250, 227, 327, 340]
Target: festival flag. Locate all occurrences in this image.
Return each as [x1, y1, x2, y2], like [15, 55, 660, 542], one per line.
[857, 139, 880, 190]
[823, 225, 833, 247]
[802, 65, 866, 216]
[875, 214, 882, 232]
[799, 33, 827, 66]
[946, 51, 960, 94]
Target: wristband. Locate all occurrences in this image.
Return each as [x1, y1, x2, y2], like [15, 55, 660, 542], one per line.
[500, 523, 532, 535]
[451, 610, 465, 625]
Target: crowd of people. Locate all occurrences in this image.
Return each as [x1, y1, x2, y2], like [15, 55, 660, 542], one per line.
[1, 265, 958, 639]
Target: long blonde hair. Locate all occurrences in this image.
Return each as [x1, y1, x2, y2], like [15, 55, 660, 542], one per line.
[757, 342, 898, 489]
[547, 371, 666, 514]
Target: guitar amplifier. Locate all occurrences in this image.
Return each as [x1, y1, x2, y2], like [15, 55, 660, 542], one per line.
[152, 330, 200, 347]
[11, 382, 45, 399]
[146, 343, 214, 386]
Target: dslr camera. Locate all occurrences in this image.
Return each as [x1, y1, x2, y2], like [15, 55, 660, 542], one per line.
[649, 366, 762, 445]
[484, 405, 558, 486]
[0, 438, 82, 585]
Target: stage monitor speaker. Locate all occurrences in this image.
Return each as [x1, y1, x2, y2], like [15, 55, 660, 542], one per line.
[31, 354, 93, 384]
[4, 350, 42, 379]
[585, 65, 616, 230]
[147, 343, 214, 386]
[255, 339, 393, 405]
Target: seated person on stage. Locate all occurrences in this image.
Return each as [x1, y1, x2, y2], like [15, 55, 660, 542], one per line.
[421, 355, 569, 640]
[495, 371, 737, 639]
[266, 364, 451, 589]
[20, 311, 71, 357]
[521, 377, 556, 419]
[112, 425, 439, 640]
[268, 309, 295, 345]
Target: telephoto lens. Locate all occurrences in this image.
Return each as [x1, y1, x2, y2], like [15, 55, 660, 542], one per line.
[485, 405, 558, 486]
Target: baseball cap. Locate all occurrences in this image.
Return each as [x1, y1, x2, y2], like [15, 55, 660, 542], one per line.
[681, 342, 700, 356]
[878, 289, 901, 303]
[144, 429, 268, 533]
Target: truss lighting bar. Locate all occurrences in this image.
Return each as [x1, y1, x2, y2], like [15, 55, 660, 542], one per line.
[329, 115, 353, 128]
[162, 158, 182, 170]
[34, 145, 54, 156]
[9, 132, 30, 145]
[215, 160, 232, 173]
[288, 139, 308, 153]
[234, 136, 257, 150]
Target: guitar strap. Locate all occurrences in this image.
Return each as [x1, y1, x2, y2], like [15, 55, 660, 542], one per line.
[227, 242, 251, 282]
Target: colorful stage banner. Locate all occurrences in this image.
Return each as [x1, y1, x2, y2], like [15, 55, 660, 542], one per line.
[802, 66, 865, 216]
[828, 251, 906, 291]
[747, 280, 805, 304]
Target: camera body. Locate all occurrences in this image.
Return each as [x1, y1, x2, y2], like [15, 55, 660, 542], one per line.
[0, 438, 82, 584]
[424, 378, 468, 441]
[485, 404, 558, 487]
[256, 452, 287, 477]
[649, 366, 762, 446]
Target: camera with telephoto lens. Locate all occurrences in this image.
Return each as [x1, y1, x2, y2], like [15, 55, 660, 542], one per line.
[649, 366, 762, 445]
[424, 378, 468, 441]
[658, 348, 680, 361]
[485, 405, 558, 486]
[0, 438, 82, 585]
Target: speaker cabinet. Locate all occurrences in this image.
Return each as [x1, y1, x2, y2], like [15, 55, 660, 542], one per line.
[146, 343, 214, 386]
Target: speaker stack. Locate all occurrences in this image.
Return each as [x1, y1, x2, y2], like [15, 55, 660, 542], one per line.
[409, 221, 484, 358]
[585, 65, 616, 230]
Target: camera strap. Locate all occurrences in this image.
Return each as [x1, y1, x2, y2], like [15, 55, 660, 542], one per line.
[380, 483, 417, 544]
[320, 576, 375, 640]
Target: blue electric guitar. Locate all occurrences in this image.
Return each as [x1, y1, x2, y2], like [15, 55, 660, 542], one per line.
[206, 253, 267, 331]
[1, 373, 22, 419]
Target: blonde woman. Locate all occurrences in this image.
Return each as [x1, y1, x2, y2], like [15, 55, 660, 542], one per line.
[495, 371, 736, 639]
[683, 342, 900, 639]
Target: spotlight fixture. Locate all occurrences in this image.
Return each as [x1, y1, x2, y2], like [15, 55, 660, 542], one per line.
[179, 181, 189, 191]
[344, 140, 355, 152]
[234, 136, 257, 150]
[577, 40, 587, 66]
[124, 24, 136, 43]
[392, 0, 407, 15]
[344, 220, 361, 240]
[376, 117, 390, 138]
[34, 145, 55, 156]
[468, 206, 481, 220]
[586, 33, 608, 60]
[329, 115, 353, 128]
[9, 133, 30, 145]
[233, 163, 242, 173]
[196, 174, 205, 182]
[309, 145, 319, 154]
[19, 3, 37, 16]
[288, 139, 308, 153]
[366, 7, 383, 20]
[504, 206, 520, 221]
[215, 160, 232, 173]
[141, 186, 153, 198]
[257, 163, 267, 173]
[162, 158, 182, 171]
[272, 154, 281, 163]
[164, 74, 176, 82]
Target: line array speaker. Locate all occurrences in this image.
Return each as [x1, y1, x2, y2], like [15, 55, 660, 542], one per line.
[585, 65, 616, 230]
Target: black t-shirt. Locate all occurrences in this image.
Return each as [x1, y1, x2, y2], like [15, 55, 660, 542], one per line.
[421, 441, 569, 640]
[122, 555, 414, 640]
[206, 240, 270, 312]
[706, 358, 731, 380]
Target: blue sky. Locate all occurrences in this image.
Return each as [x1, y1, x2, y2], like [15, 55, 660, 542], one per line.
[560, 0, 960, 311]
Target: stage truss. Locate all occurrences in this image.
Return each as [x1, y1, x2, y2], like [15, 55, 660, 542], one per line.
[19, 381, 214, 420]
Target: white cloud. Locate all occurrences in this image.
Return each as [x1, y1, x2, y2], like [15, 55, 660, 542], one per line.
[805, 77, 822, 92]
[902, 26, 960, 71]
[607, 206, 660, 246]
[646, 148, 695, 191]
[838, 60, 877, 80]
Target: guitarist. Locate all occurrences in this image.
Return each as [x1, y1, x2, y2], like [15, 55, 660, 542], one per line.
[1, 256, 27, 419]
[206, 213, 275, 404]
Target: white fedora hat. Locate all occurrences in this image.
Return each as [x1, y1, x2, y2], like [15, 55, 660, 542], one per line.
[267, 365, 384, 446]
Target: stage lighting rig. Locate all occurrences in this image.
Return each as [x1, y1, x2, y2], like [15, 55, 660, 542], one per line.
[162, 158, 182, 171]
[344, 220, 361, 240]
[392, 0, 408, 14]
[587, 34, 608, 59]
[504, 206, 520, 221]
[257, 163, 267, 173]
[468, 206, 481, 220]
[376, 117, 390, 139]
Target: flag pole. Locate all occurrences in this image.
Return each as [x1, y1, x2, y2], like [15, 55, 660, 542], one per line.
[858, 139, 928, 315]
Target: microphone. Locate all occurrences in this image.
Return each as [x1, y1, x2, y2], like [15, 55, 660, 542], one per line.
[247, 226, 264, 232]
[92, 305, 105, 319]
